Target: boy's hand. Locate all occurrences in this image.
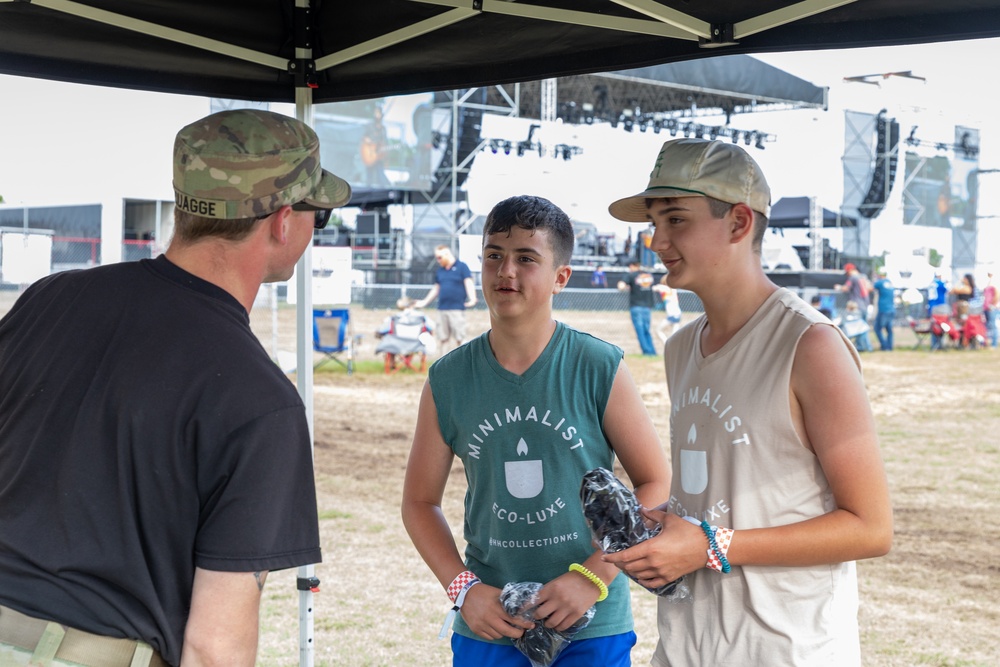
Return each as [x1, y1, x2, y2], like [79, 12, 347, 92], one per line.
[532, 572, 601, 632]
[602, 510, 707, 587]
[460, 583, 534, 640]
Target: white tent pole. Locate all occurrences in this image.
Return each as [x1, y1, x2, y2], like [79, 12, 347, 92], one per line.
[294, 85, 318, 667]
[293, 3, 318, 663]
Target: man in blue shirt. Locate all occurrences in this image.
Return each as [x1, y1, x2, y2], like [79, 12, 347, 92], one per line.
[416, 244, 477, 354]
[872, 268, 896, 351]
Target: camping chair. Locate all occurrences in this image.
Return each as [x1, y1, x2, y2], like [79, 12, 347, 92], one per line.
[908, 315, 934, 349]
[313, 308, 359, 374]
[374, 311, 433, 374]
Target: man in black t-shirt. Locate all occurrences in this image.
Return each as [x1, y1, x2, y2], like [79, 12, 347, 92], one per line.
[617, 260, 658, 355]
[0, 109, 351, 666]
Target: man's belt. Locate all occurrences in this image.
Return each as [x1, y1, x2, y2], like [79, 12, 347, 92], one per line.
[0, 604, 168, 667]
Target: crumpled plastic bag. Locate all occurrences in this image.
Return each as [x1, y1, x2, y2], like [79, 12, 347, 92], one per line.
[500, 581, 595, 667]
[580, 467, 691, 601]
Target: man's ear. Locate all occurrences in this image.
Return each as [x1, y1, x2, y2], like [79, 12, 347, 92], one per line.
[268, 206, 294, 245]
[552, 264, 573, 294]
[729, 203, 755, 245]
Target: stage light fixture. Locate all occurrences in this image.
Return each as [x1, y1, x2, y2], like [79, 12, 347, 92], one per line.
[731, 130, 740, 144]
[743, 131, 753, 146]
[754, 133, 766, 150]
[503, 141, 511, 155]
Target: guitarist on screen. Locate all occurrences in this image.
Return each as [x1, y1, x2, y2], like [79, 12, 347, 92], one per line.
[360, 105, 391, 187]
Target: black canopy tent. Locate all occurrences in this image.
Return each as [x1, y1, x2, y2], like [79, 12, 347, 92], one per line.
[3, 1, 1000, 104]
[770, 196, 857, 228]
[4, 1, 1000, 664]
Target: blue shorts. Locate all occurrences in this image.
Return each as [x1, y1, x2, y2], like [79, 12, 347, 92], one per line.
[451, 631, 636, 667]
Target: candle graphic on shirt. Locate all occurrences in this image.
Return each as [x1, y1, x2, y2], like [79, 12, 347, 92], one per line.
[505, 437, 544, 499]
[680, 423, 708, 495]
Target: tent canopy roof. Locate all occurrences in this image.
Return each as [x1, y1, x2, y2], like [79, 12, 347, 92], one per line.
[3, 1, 1000, 104]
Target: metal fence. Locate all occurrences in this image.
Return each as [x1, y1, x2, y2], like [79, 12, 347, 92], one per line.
[245, 283, 883, 363]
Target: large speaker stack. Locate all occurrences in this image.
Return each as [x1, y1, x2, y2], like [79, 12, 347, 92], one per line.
[858, 112, 900, 219]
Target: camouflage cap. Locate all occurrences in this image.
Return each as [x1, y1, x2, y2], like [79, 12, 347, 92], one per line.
[173, 109, 351, 220]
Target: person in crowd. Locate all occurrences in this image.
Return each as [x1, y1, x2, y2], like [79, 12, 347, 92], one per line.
[840, 299, 874, 352]
[617, 260, 658, 355]
[983, 271, 998, 348]
[835, 263, 871, 315]
[872, 267, 897, 351]
[603, 138, 892, 667]
[928, 272, 949, 315]
[951, 272, 976, 302]
[0, 109, 351, 666]
[809, 294, 833, 320]
[590, 265, 608, 288]
[402, 195, 671, 667]
[653, 274, 682, 343]
[415, 244, 477, 355]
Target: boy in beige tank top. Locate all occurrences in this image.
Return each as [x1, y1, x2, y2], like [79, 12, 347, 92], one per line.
[603, 139, 893, 666]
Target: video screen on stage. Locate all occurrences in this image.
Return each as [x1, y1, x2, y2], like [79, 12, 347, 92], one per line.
[903, 126, 979, 229]
[313, 93, 442, 193]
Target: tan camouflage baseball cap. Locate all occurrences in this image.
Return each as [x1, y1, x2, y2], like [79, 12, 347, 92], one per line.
[609, 138, 771, 222]
[173, 109, 351, 220]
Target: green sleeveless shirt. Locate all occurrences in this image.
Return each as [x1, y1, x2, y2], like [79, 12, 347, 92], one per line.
[429, 321, 634, 643]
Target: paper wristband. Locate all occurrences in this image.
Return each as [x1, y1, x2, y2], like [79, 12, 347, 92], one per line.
[682, 516, 733, 573]
[447, 570, 479, 603]
[439, 579, 480, 639]
[705, 525, 733, 573]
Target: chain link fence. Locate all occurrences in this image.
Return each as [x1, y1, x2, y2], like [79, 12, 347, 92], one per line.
[246, 282, 878, 363]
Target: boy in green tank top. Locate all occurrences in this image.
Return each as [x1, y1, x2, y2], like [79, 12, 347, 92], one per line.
[402, 195, 671, 666]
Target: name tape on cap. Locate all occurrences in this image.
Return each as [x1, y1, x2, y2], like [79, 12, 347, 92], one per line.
[175, 193, 224, 218]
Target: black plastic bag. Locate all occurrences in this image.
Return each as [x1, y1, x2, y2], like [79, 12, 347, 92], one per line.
[580, 467, 690, 601]
[500, 581, 595, 667]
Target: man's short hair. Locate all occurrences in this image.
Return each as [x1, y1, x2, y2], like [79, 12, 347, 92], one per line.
[172, 209, 262, 244]
[483, 195, 575, 266]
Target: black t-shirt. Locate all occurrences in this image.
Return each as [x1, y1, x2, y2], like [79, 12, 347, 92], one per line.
[0, 256, 321, 666]
[623, 270, 656, 309]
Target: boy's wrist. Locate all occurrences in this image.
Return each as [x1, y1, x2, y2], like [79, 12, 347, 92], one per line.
[683, 516, 733, 573]
[447, 570, 480, 603]
[569, 563, 609, 602]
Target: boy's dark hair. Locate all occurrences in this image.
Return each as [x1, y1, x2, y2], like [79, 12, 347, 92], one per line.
[483, 195, 575, 266]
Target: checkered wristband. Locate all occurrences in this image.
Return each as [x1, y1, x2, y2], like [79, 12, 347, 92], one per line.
[704, 524, 733, 573]
[447, 570, 479, 603]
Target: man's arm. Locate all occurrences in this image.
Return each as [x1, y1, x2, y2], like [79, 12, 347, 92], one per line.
[414, 284, 439, 309]
[180, 568, 266, 666]
[462, 276, 477, 308]
[401, 382, 531, 640]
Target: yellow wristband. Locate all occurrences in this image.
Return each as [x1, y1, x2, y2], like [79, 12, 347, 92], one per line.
[569, 563, 609, 602]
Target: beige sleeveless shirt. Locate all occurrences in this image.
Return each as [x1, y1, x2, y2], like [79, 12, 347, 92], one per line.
[654, 288, 862, 667]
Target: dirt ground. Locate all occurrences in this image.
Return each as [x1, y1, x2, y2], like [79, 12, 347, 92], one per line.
[254, 309, 1000, 667]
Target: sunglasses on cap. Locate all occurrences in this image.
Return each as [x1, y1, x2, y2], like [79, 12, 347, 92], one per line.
[291, 202, 334, 230]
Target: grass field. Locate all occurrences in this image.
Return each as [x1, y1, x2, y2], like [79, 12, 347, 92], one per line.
[255, 311, 1000, 667]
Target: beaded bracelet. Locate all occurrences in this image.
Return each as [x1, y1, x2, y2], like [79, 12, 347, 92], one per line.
[569, 563, 609, 602]
[699, 521, 733, 574]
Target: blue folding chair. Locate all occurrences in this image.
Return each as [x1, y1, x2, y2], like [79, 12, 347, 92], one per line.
[313, 308, 358, 374]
